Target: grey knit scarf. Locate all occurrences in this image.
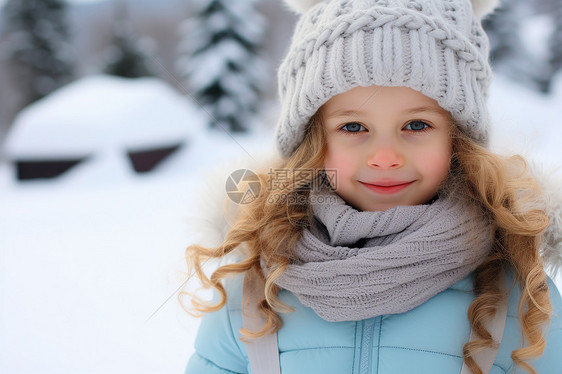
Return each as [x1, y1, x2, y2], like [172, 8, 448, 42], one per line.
[274, 187, 493, 322]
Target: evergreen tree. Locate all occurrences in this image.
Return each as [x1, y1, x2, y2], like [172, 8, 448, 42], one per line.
[104, 1, 154, 79]
[2, 0, 74, 106]
[483, 6, 516, 64]
[547, 0, 562, 90]
[481, 0, 562, 94]
[177, 0, 267, 132]
[483, 0, 530, 76]
[483, 0, 553, 93]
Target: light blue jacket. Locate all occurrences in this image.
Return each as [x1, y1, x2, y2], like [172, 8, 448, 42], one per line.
[185, 271, 562, 374]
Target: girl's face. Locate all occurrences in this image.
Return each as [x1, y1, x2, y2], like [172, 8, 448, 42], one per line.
[321, 85, 452, 212]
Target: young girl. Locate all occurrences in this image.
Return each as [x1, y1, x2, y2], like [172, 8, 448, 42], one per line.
[182, 0, 562, 373]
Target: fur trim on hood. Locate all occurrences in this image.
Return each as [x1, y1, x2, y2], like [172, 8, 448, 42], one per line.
[531, 163, 562, 276]
[185, 151, 280, 249]
[187, 151, 562, 278]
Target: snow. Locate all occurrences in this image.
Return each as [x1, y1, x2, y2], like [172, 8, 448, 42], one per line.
[0, 179, 197, 373]
[488, 74, 562, 170]
[519, 14, 554, 63]
[0, 74, 561, 374]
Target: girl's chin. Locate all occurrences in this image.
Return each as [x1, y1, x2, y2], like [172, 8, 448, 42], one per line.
[347, 199, 404, 212]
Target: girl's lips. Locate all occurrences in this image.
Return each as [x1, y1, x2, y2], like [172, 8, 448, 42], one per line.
[359, 181, 415, 194]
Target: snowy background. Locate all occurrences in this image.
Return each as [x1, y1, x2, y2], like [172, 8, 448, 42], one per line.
[0, 1, 562, 374]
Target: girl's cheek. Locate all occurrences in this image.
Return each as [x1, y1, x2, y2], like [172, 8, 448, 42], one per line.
[325, 147, 349, 170]
[423, 150, 452, 179]
[324, 151, 354, 187]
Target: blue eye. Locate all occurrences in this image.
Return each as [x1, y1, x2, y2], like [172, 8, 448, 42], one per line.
[404, 121, 430, 131]
[341, 122, 366, 133]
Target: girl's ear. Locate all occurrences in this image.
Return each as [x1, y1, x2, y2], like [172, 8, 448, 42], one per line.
[283, 0, 329, 14]
[471, 0, 501, 20]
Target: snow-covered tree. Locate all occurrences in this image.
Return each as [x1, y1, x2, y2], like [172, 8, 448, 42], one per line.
[104, 1, 155, 79]
[483, 0, 533, 78]
[547, 0, 562, 88]
[1, 0, 74, 106]
[177, 0, 268, 132]
[481, 0, 562, 94]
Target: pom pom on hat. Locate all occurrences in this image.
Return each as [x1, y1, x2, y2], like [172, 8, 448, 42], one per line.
[471, 0, 501, 19]
[283, 0, 328, 14]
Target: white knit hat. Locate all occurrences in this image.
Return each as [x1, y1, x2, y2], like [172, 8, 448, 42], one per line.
[276, 0, 500, 157]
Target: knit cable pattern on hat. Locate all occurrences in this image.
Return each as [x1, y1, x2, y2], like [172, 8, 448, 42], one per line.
[275, 0, 493, 157]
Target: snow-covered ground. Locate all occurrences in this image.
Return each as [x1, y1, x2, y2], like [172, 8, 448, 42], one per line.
[0, 74, 561, 374]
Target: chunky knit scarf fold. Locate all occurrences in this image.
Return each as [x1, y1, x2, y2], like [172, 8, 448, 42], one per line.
[274, 187, 493, 322]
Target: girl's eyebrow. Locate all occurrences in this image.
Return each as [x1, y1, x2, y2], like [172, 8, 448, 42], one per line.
[325, 106, 450, 119]
[324, 109, 362, 118]
[404, 106, 449, 117]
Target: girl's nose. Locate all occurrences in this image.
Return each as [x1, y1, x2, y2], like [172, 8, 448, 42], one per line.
[367, 144, 404, 169]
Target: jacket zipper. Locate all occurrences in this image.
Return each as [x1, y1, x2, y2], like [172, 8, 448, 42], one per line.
[359, 318, 377, 374]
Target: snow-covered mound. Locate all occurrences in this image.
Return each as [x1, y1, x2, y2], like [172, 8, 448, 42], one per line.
[3, 75, 205, 159]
